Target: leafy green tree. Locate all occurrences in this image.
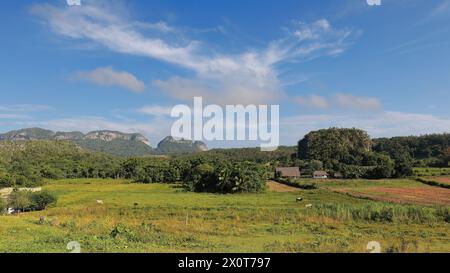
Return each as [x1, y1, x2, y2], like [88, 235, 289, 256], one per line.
[8, 190, 30, 214]
[367, 153, 395, 179]
[29, 191, 57, 211]
[298, 128, 372, 169]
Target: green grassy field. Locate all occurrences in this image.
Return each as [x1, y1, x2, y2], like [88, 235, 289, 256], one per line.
[0, 179, 449, 253]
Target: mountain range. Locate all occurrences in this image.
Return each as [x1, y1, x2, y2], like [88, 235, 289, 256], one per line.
[0, 128, 207, 156]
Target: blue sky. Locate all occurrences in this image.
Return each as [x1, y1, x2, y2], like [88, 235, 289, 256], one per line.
[0, 0, 449, 148]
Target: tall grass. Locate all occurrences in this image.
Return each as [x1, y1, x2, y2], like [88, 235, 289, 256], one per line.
[306, 202, 448, 224]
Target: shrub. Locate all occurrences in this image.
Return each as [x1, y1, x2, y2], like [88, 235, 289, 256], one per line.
[183, 161, 266, 193]
[28, 191, 57, 211]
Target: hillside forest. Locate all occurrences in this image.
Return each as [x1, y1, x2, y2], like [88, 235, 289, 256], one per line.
[0, 128, 448, 194]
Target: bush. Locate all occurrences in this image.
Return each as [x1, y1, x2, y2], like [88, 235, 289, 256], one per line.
[183, 161, 266, 193]
[28, 191, 57, 211]
[7, 190, 57, 213]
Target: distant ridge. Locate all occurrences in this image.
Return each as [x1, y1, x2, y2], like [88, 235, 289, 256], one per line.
[156, 136, 208, 154]
[0, 127, 151, 145]
[0, 128, 207, 156]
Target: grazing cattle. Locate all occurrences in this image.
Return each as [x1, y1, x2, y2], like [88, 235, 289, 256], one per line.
[305, 204, 313, 208]
[296, 197, 303, 202]
[96, 200, 104, 204]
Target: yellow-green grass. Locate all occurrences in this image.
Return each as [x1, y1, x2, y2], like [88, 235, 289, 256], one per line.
[0, 179, 449, 253]
[414, 167, 450, 177]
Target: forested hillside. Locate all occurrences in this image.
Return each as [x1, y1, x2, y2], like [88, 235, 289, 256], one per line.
[1, 128, 448, 193]
[0, 128, 208, 156]
[0, 141, 120, 188]
[373, 134, 450, 167]
[297, 128, 449, 179]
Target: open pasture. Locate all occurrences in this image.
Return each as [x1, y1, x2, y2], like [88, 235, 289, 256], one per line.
[0, 179, 449, 253]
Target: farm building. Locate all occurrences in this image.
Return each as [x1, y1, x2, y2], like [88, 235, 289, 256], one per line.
[275, 167, 301, 179]
[313, 171, 328, 179]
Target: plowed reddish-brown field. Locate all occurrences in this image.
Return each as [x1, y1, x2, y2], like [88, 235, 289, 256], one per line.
[432, 177, 450, 185]
[336, 186, 450, 206]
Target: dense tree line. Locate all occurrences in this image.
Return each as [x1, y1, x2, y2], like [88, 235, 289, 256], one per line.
[208, 146, 296, 164]
[0, 141, 121, 188]
[373, 134, 450, 167]
[1, 129, 448, 192]
[121, 154, 267, 193]
[297, 128, 415, 178]
[0, 141, 267, 193]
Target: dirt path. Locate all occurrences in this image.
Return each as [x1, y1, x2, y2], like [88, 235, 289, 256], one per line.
[266, 181, 301, 192]
[0, 187, 42, 197]
[334, 186, 450, 206]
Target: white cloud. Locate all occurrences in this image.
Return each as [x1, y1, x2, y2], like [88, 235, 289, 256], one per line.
[294, 93, 381, 111]
[154, 76, 281, 105]
[295, 95, 329, 109]
[0, 104, 51, 112]
[31, 2, 355, 104]
[75, 67, 145, 92]
[0, 114, 31, 120]
[280, 111, 450, 144]
[335, 93, 381, 110]
[138, 105, 173, 116]
[0, 104, 50, 121]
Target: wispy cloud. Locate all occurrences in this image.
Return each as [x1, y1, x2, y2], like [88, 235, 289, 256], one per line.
[138, 105, 173, 116]
[32, 2, 356, 104]
[295, 93, 381, 111]
[74, 67, 145, 92]
[295, 95, 329, 109]
[335, 93, 381, 110]
[0, 114, 31, 120]
[0, 104, 50, 120]
[0, 104, 51, 112]
[281, 111, 450, 144]
[419, 0, 450, 25]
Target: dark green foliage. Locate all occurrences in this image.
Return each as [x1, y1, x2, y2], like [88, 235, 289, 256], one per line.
[299, 160, 324, 176]
[297, 128, 419, 178]
[28, 191, 57, 211]
[366, 153, 395, 179]
[0, 141, 121, 187]
[298, 128, 372, 169]
[74, 139, 154, 157]
[182, 158, 267, 193]
[7, 189, 57, 212]
[207, 146, 296, 164]
[373, 134, 450, 167]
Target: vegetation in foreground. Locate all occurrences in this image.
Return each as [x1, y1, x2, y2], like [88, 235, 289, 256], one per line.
[0, 179, 448, 253]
